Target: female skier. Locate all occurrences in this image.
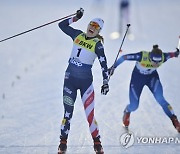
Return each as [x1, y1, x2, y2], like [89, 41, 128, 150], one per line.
[109, 45, 180, 132]
[58, 8, 109, 154]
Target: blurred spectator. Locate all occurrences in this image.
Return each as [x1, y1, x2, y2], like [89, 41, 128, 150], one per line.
[119, 0, 130, 34]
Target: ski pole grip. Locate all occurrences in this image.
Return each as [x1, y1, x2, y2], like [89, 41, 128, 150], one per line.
[127, 24, 131, 27]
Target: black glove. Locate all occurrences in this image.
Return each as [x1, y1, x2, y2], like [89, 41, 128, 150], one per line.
[76, 8, 84, 19]
[108, 65, 115, 76]
[101, 84, 109, 95]
[175, 48, 180, 57]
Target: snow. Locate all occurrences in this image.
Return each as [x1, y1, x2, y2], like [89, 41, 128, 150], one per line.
[0, 0, 180, 153]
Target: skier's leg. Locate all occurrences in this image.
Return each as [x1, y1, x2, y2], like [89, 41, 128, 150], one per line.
[58, 75, 77, 152]
[80, 79, 103, 153]
[149, 76, 174, 118]
[60, 77, 77, 138]
[148, 75, 180, 132]
[81, 82, 99, 138]
[125, 73, 144, 113]
[123, 71, 144, 127]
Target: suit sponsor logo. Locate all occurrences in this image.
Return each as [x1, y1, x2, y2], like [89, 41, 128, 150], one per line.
[75, 39, 93, 49]
[70, 58, 82, 67]
[64, 87, 72, 94]
[141, 63, 153, 67]
[63, 96, 74, 106]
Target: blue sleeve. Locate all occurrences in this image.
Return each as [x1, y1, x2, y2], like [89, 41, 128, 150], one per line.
[114, 52, 142, 68]
[58, 18, 82, 40]
[163, 52, 176, 62]
[95, 41, 108, 84]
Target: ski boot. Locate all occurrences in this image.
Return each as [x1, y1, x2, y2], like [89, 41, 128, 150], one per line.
[171, 115, 180, 133]
[93, 136, 104, 154]
[58, 137, 67, 154]
[123, 111, 130, 128]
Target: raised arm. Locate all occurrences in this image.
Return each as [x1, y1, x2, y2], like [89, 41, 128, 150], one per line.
[58, 8, 84, 40]
[163, 48, 179, 62]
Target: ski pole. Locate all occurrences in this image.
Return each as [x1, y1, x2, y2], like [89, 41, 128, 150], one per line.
[113, 24, 131, 65]
[0, 13, 76, 43]
[108, 24, 130, 81]
[178, 35, 180, 50]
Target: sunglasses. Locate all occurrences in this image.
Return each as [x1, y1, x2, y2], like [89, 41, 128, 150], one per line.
[150, 53, 162, 64]
[150, 57, 162, 66]
[89, 22, 101, 30]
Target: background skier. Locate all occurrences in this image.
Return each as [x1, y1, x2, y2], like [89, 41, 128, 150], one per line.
[109, 45, 180, 133]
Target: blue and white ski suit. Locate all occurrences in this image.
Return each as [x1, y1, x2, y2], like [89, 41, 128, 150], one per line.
[114, 51, 177, 118]
[59, 18, 108, 139]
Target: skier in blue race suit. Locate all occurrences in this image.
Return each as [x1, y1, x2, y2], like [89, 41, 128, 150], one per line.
[58, 8, 109, 154]
[109, 45, 180, 133]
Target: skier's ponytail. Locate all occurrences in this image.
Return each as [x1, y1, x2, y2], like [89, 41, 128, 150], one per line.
[97, 34, 104, 44]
